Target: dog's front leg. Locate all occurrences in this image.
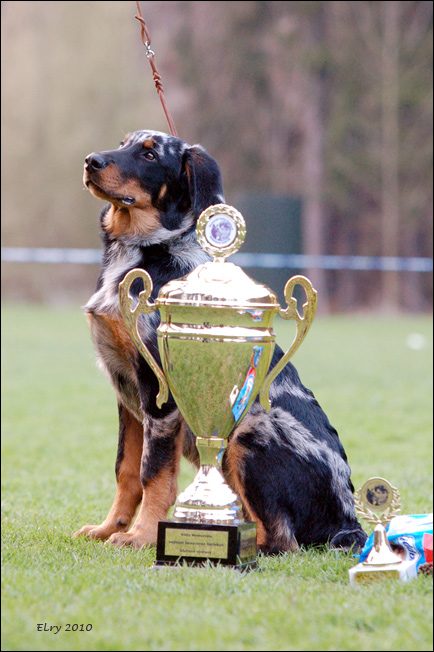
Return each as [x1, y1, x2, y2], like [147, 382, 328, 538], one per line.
[74, 403, 143, 541]
[109, 411, 184, 549]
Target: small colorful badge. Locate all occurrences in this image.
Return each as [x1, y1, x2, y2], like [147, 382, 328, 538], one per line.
[232, 346, 264, 421]
[244, 309, 264, 322]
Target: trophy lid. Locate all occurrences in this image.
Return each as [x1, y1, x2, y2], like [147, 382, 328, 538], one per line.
[158, 205, 279, 309]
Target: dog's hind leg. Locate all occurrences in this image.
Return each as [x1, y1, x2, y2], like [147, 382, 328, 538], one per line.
[109, 411, 184, 549]
[227, 404, 367, 553]
[224, 436, 270, 550]
[74, 403, 143, 540]
[225, 414, 300, 554]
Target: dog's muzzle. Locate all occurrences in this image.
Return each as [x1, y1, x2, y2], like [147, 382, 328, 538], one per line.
[84, 153, 109, 172]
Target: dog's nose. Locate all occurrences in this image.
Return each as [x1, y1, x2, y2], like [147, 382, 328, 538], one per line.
[85, 153, 109, 171]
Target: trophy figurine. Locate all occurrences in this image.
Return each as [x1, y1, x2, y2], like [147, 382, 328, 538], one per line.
[119, 204, 317, 569]
[349, 477, 416, 582]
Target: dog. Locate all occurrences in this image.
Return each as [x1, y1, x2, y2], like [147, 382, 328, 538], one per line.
[74, 129, 367, 553]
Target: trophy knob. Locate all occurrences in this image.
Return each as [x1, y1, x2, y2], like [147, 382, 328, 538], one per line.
[354, 477, 401, 526]
[196, 204, 246, 260]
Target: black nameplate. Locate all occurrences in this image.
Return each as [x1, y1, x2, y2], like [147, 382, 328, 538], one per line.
[154, 521, 257, 570]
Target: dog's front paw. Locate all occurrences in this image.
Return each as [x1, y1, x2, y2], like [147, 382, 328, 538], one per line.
[108, 528, 156, 549]
[73, 522, 126, 541]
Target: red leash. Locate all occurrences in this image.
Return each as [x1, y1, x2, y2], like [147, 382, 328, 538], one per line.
[135, 1, 178, 138]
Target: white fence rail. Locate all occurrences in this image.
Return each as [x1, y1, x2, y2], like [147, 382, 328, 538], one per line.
[1, 247, 433, 272]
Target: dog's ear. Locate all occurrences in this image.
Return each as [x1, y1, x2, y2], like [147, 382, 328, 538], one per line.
[182, 146, 225, 218]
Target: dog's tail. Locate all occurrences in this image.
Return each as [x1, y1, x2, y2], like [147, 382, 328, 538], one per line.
[329, 527, 368, 552]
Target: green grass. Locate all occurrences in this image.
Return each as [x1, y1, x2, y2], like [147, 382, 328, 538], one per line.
[1, 303, 433, 651]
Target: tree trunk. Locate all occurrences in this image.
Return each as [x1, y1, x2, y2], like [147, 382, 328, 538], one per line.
[381, 0, 401, 311]
[301, 9, 329, 314]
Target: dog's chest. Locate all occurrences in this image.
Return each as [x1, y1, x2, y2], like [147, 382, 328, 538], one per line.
[86, 308, 149, 421]
[87, 311, 138, 379]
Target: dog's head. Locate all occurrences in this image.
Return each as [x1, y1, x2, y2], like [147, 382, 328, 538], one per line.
[83, 130, 224, 245]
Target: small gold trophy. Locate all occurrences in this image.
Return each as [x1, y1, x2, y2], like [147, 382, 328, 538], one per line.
[349, 477, 416, 582]
[119, 204, 317, 569]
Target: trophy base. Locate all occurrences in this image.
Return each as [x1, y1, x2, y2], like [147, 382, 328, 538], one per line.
[349, 558, 418, 584]
[154, 521, 257, 570]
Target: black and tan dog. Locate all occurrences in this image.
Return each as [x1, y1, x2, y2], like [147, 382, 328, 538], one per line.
[75, 130, 367, 553]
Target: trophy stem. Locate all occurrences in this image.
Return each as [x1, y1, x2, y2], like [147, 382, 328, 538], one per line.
[172, 436, 244, 525]
[364, 523, 403, 566]
[197, 436, 227, 467]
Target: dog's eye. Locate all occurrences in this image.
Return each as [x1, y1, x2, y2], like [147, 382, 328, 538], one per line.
[142, 150, 156, 161]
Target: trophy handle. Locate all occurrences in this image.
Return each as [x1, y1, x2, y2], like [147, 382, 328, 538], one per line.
[259, 275, 317, 412]
[118, 268, 169, 409]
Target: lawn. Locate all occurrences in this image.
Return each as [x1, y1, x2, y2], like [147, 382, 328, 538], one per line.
[1, 303, 433, 651]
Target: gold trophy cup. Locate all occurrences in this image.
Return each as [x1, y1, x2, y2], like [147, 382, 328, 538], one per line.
[119, 204, 317, 569]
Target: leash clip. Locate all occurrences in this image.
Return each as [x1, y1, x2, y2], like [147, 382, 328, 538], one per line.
[145, 42, 155, 59]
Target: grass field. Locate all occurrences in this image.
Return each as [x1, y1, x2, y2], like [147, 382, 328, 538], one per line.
[1, 303, 433, 651]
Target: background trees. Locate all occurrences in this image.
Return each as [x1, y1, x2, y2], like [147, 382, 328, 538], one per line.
[2, 1, 432, 310]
